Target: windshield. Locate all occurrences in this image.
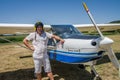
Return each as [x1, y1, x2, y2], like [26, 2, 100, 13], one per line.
[51, 25, 82, 38]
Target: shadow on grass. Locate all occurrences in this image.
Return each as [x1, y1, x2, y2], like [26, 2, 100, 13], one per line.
[3, 52, 120, 80]
[0, 60, 93, 80]
[0, 68, 34, 80]
[96, 52, 120, 65]
[51, 60, 93, 80]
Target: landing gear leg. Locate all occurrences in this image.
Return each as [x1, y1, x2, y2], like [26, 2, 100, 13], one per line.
[90, 65, 101, 80]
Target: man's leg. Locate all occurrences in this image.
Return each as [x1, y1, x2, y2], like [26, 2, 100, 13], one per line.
[34, 58, 42, 80]
[36, 73, 42, 80]
[43, 55, 54, 80]
[47, 72, 54, 80]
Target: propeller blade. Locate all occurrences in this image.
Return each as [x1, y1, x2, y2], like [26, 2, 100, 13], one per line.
[82, 2, 120, 76]
[106, 46, 120, 69]
[82, 2, 104, 39]
[99, 37, 120, 70]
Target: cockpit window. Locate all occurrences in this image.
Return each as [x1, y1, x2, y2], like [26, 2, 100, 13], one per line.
[51, 25, 82, 38]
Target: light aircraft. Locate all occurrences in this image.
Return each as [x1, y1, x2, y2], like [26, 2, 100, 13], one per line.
[0, 2, 120, 80]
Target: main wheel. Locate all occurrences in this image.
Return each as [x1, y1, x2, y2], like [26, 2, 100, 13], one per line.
[78, 64, 86, 69]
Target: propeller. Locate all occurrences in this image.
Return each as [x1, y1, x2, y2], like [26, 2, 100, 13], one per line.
[82, 2, 120, 70]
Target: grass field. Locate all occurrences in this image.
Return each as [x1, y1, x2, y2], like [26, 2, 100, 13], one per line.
[0, 35, 120, 80]
[0, 27, 33, 34]
[78, 26, 120, 32]
[0, 26, 120, 80]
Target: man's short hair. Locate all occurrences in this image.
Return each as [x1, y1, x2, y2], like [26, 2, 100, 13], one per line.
[35, 21, 44, 28]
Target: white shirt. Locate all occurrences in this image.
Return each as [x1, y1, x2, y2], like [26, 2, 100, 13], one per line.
[26, 32, 52, 59]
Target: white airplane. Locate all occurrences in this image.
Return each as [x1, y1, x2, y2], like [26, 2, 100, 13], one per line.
[0, 2, 120, 80]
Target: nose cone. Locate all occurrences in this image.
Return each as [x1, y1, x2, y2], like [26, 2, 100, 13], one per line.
[99, 37, 114, 46]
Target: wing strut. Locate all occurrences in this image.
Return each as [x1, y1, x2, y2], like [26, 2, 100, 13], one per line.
[0, 37, 31, 50]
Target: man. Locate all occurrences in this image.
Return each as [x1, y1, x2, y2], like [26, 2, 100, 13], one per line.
[23, 22, 64, 80]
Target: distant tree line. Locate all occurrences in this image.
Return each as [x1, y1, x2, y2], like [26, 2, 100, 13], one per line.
[109, 20, 120, 23]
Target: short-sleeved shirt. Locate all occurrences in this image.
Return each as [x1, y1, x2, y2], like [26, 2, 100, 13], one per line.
[26, 32, 53, 59]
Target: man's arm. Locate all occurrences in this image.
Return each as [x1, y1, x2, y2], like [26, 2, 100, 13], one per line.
[23, 38, 34, 51]
[51, 35, 65, 44]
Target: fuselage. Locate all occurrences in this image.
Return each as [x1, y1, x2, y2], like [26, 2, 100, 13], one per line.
[47, 25, 105, 64]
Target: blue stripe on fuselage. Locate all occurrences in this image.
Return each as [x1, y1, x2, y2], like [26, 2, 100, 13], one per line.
[48, 50, 104, 63]
[49, 50, 101, 58]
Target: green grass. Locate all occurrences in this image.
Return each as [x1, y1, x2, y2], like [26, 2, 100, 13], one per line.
[0, 34, 120, 80]
[0, 35, 26, 43]
[82, 30, 120, 35]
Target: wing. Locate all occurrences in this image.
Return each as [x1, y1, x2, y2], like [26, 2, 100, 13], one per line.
[0, 23, 120, 34]
[73, 23, 120, 27]
[0, 23, 51, 34]
[73, 23, 120, 33]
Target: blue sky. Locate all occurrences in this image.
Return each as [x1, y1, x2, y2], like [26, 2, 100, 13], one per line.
[0, 0, 120, 25]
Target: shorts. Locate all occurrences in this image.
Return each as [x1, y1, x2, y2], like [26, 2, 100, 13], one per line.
[33, 57, 52, 73]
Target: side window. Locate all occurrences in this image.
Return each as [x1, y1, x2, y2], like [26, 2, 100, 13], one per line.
[47, 38, 56, 46]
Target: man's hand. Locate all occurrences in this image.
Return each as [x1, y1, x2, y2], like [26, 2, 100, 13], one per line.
[52, 35, 65, 44]
[30, 46, 35, 51]
[23, 38, 35, 51]
[60, 39, 65, 44]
